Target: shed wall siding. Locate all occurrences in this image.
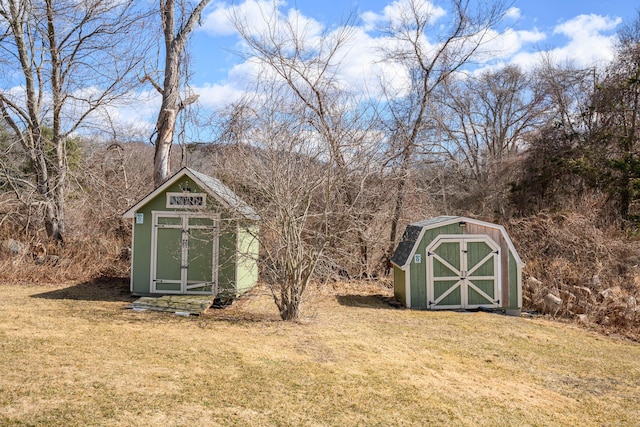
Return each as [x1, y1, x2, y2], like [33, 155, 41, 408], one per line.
[509, 251, 518, 308]
[409, 223, 462, 308]
[393, 266, 406, 304]
[217, 222, 237, 296]
[501, 239, 510, 307]
[131, 214, 152, 294]
[236, 224, 260, 295]
[131, 178, 237, 296]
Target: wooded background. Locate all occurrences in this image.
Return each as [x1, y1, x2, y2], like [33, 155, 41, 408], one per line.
[1, 0, 639, 332]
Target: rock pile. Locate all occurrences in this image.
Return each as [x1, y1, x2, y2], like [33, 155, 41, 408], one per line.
[130, 295, 214, 315]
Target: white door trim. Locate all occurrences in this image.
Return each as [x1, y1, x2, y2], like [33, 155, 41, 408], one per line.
[150, 211, 219, 294]
[426, 234, 500, 309]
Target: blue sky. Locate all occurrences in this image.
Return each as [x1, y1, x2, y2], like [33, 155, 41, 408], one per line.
[110, 0, 637, 138]
[181, 0, 635, 109]
[2, 1, 635, 142]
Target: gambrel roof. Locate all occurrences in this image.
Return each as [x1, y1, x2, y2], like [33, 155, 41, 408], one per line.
[390, 216, 523, 269]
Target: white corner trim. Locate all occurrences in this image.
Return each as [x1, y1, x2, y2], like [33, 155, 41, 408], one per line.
[129, 218, 135, 292]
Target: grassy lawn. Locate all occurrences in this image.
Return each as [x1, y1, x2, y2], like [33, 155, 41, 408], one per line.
[0, 281, 638, 426]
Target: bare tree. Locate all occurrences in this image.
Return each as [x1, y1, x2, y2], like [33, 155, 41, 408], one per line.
[0, 0, 148, 242]
[214, 83, 337, 320]
[145, 0, 211, 187]
[376, 0, 509, 266]
[230, 3, 383, 277]
[221, 3, 389, 317]
[509, 60, 599, 215]
[436, 65, 547, 216]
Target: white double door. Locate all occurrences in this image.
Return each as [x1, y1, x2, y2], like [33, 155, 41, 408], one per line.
[426, 236, 500, 309]
[151, 212, 218, 294]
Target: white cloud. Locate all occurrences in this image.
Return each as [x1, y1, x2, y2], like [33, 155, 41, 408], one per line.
[83, 90, 160, 138]
[331, 28, 375, 82]
[201, 0, 323, 43]
[200, 2, 236, 36]
[549, 14, 621, 67]
[360, 11, 379, 31]
[202, 0, 285, 36]
[553, 13, 620, 38]
[194, 82, 246, 108]
[361, 0, 446, 31]
[195, 2, 624, 113]
[473, 27, 546, 63]
[504, 7, 521, 20]
[0, 83, 158, 137]
[473, 13, 621, 74]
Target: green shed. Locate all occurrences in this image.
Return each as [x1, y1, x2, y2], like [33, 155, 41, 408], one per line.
[391, 216, 523, 315]
[123, 167, 260, 298]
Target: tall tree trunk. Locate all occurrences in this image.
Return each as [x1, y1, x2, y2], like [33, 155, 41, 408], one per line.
[2, 0, 148, 242]
[46, 0, 65, 243]
[153, 32, 180, 186]
[154, 105, 177, 185]
[152, 0, 212, 187]
[385, 145, 412, 272]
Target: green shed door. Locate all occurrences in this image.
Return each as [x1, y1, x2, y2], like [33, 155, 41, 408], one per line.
[154, 217, 183, 292]
[185, 217, 217, 293]
[427, 236, 500, 309]
[152, 213, 218, 295]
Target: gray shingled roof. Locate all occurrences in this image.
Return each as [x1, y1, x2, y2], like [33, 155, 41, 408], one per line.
[410, 216, 459, 228]
[186, 168, 260, 221]
[122, 167, 260, 220]
[390, 224, 423, 267]
[390, 215, 524, 270]
[390, 216, 461, 267]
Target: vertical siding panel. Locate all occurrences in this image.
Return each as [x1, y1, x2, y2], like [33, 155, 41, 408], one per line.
[500, 239, 509, 307]
[236, 224, 259, 296]
[394, 266, 406, 304]
[410, 223, 462, 309]
[463, 222, 508, 308]
[509, 252, 518, 308]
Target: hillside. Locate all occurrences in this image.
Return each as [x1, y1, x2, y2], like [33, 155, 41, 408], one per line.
[1, 281, 638, 426]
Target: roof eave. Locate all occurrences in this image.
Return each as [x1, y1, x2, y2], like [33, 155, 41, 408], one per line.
[122, 168, 191, 218]
[390, 259, 410, 270]
[122, 167, 259, 221]
[403, 216, 525, 266]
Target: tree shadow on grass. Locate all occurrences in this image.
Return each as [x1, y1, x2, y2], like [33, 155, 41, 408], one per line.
[31, 276, 134, 302]
[335, 294, 403, 309]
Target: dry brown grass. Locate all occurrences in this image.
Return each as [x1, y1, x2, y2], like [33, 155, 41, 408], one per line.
[0, 236, 129, 284]
[1, 281, 639, 426]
